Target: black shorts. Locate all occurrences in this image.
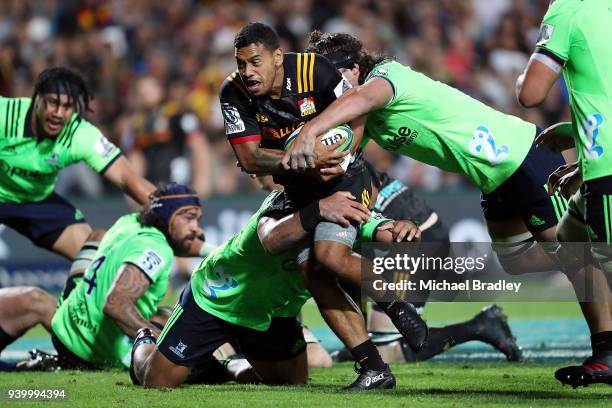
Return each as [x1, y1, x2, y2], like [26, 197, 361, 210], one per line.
[0, 192, 87, 249]
[157, 285, 306, 367]
[282, 157, 374, 211]
[481, 142, 566, 232]
[582, 175, 612, 243]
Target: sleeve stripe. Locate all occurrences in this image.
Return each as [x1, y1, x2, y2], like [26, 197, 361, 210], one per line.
[99, 151, 123, 174]
[308, 52, 315, 93]
[297, 53, 303, 93]
[13, 99, 21, 138]
[4, 100, 9, 138]
[123, 261, 153, 283]
[535, 47, 566, 67]
[229, 134, 261, 144]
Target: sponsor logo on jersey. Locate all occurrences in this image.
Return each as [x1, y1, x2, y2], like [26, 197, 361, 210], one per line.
[94, 136, 117, 159]
[169, 340, 188, 359]
[286, 77, 292, 91]
[0, 159, 52, 179]
[582, 113, 604, 158]
[221, 103, 245, 135]
[536, 24, 554, 47]
[298, 97, 316, 117]
[255, 113, 269, 123]
[136, 249, 164, 277]
[204, 266, 238, 298]
[375, 68, 388, 76]
[468, 125, 509, 165]
[387, 126, 419, 150]
[45, 153, 60, 166]
[262, 122, 303, 140]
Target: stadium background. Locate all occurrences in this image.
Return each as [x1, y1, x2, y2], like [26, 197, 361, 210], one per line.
[0, 0, 597, 385]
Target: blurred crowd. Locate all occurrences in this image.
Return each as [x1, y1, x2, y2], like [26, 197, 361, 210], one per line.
[0, 0, 571, 196]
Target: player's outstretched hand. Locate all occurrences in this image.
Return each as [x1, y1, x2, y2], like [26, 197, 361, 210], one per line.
[389, 220, 421, 242]
[547, 161, 581, 199]
[535, 123, 575, 153]
[319, 191, 370, 227]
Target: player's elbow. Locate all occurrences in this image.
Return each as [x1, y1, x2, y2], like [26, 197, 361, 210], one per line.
[516, 86, 545, 109]
[261, 236, 282, 256]
[102, 298, 121, 320]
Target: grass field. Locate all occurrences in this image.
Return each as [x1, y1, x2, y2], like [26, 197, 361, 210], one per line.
[1, 362, 611, 407]
[2, 300, 610, 406]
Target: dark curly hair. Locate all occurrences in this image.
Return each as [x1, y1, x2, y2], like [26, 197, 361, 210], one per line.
[32, 66, 94, 113]
[306, 30, 392, 85]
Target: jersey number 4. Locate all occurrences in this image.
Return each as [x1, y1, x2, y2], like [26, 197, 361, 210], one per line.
[84, 256, 106, 295]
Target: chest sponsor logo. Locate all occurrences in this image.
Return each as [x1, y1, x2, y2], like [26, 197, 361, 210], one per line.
[468, 125, 509, 165]
[582, 113, 604, 159]
[0, 159, 50, 179]
[262, 122, 303, 140]
[536, 23, 554, 47]
[221, 103, 245, 135]
[387, 126, 419, 149]
[204, 266, 238, 299]
[298, 97, 316, 117]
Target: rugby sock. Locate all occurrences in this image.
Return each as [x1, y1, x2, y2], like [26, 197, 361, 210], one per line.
[0, 325, 16, 354]
[591, 331, 612, 354]
[350, 339, 386, 371]
[69, 241, 100, 274]
[410, 325, 469, 361]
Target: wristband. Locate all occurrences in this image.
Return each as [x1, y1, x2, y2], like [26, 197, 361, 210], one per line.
[299, 201, 322, 231]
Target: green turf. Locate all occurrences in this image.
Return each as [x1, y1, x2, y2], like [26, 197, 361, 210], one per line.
[0, 362, 610, 407]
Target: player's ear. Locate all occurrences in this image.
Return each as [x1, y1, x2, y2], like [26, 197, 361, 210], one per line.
[274, 48, 283, 67]
[351, 63, 360, 79]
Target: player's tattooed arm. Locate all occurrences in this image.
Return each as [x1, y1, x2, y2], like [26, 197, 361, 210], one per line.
[103, 263, 159, 338]
[232, 140, 288, 175]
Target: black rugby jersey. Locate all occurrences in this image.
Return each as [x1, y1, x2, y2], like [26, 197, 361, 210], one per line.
[219, 52, 359, 190]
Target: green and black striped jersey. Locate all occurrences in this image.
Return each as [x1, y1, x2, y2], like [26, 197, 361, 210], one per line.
[0, 97, 121, 203]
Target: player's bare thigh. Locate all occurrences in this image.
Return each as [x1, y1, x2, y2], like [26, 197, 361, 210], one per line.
[51, 223, 93, 260]
[0, 286, 56, 334]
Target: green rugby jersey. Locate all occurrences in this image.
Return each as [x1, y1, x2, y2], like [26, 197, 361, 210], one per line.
[51, 214, 173, 368]
[536, 0, 612, 181]
[0, 97, 121, 203]
[191, 191, 391, 330]
[363, 61, 536, 193]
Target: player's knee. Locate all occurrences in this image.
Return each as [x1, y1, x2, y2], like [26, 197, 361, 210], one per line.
[86, 229, 106, 242]
[23, 287, 55, 313]
[307, 343, 333, 368]
[491, 233, 536, 275]
[313, 241, 350, 274]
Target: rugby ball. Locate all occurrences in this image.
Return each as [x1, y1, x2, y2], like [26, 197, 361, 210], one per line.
[284, 124, 354, 170]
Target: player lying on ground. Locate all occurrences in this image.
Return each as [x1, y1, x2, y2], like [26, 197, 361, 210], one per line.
[131, 189, 420, 391]
[0, 66, 156, 260]
[516, 0, 612, 387]
[219, 22, 427, 389]
[0, 184, 202, 371]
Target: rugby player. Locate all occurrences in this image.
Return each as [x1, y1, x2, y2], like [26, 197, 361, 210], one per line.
[131, 189, 419, 390]
[516, 0, 612, 387]
[286, 31, 576, 288]
[4, 184, 202, 370]
[0, 66, 156, 260]
[219, 22, 427, 387]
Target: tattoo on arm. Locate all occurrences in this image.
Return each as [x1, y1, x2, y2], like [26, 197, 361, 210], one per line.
[103, 264, 157, 338]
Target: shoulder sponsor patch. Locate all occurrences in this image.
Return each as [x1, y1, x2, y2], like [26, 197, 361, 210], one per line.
[136, 249, 164, 278]
[94, 136, 117, 158]
[536, 24, 554, 47]
[221, 103, 245, 135]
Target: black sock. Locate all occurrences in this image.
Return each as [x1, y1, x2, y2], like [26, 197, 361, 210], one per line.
[591, 331, 612, 354]
[350, 340, 386, 371]
[0, 325, 16, 354]
[0, 360, 18, 372]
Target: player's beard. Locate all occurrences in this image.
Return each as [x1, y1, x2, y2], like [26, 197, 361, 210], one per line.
[168, 233, 196, 257]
